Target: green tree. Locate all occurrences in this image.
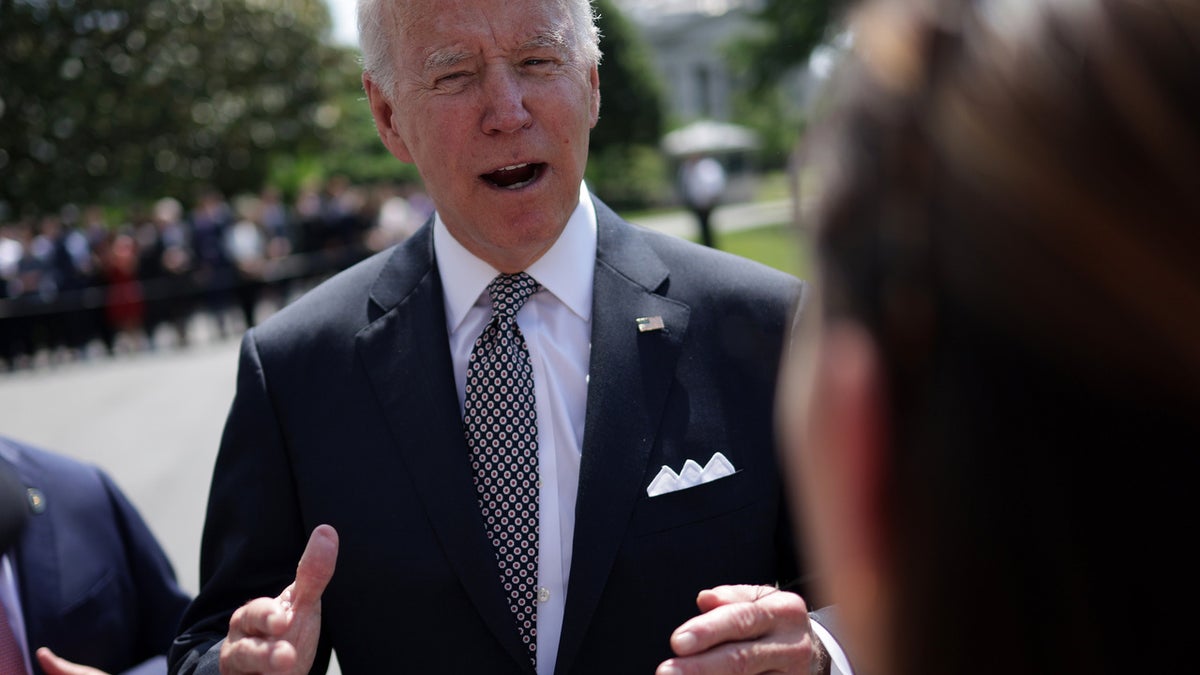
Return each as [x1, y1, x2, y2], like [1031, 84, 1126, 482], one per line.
[591, 0, 666, 151]
[729, 0, 841, 97]
[0, 0, 333, 215]
[279, 43, 420, 193]
[722, 0, 842, 168]
[585, 0, 670, 209]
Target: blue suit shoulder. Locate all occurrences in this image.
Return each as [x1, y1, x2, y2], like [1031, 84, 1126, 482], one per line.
[0, 435, 190, 675]
[4, 438, 116, 512]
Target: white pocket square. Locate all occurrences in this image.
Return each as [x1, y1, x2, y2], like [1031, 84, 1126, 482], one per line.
[646, 452, 737, 497]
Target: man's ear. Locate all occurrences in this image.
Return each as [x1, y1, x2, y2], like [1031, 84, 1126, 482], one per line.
[364, 74, 414, 164]
[588, 64, 601, 129]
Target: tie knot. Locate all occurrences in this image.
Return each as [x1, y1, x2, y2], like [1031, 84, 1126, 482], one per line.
[487, 272, 539, 319]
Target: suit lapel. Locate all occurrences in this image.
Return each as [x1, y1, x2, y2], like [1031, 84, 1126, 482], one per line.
[2, 447, 61, 653]
[555, 200, 691, 674]
[355, 226, 535, 673]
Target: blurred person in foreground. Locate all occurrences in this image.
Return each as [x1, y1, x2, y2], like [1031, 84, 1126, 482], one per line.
[0, 436, 190, 675]
[169, 0, 847, 674]
[781, 1, 1200, 674]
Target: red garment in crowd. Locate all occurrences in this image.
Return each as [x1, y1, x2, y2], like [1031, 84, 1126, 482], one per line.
[104, 235, 145, 330]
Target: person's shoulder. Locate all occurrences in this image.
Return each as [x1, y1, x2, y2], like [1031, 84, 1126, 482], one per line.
[1, 436, 93, 477]
[0, 436, 114, 504]
[595, 197, 801, 301]
[251, 241, 416, 346]
[595, 196, 799, 280]
[640, 225, 802, 303]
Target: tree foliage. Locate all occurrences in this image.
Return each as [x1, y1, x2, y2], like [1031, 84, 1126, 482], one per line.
[263, 42, 414, 198]
[587, 0, 670, 208]
[718, 0, 843, 168]
[0, 0, 333, 215]
[729, 0, 841, 97]
[0, 0, 672, 215]
[591, 0, 666, 152]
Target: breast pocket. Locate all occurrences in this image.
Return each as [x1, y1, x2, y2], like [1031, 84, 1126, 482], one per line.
[628, 469, 754, 537]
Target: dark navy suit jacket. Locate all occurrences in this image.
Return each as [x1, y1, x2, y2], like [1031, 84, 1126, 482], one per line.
[0, 436, 190, 675]
[171, 197, 805, 674]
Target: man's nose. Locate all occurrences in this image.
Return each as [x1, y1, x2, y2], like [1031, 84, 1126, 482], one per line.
[481, 68, 533, 135]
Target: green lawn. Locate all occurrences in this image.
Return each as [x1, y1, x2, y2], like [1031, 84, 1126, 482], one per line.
[719, 224, 811, 279]
[625, 169, 812, 279]
[710, 223, 813, 281]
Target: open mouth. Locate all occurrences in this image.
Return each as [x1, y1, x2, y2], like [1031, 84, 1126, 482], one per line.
[481, 162, 544, 190]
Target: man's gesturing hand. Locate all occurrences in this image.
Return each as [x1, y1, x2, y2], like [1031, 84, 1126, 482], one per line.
[219, 524, 339, 675]
[656, 584, 822, 675]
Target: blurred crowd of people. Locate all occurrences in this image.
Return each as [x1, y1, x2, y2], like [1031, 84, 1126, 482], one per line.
[0, 178, 433, 371]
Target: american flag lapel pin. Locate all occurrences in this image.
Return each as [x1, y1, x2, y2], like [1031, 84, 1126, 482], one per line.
[636, 316, 665, 333]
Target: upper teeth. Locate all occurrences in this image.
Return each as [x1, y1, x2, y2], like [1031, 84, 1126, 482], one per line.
[497, 163, 528, 172]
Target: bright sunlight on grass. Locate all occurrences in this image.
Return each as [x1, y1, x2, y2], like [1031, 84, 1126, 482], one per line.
[713, 224, 812, 280]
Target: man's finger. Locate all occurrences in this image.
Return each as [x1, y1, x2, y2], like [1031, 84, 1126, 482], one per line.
[36, 647, 100, 675]
[219, 634, 299, 674]
[658, 636, 812, 675]
[229, 597, 291, 639]
[671, 601, 773, 656]
[672, 587, 809, 657]
[289, 524, 339, 611]
[36, 647, 107, 675]
[695, 584, 769, 613]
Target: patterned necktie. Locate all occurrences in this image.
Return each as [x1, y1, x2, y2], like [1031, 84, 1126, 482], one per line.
[0, 600, 27, 675]
[464, 272, 541, 666]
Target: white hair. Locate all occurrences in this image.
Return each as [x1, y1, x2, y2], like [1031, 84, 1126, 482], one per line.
[358, 0, 602, 100]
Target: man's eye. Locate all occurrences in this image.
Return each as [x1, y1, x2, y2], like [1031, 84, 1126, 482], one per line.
[438, 72, 469, 84]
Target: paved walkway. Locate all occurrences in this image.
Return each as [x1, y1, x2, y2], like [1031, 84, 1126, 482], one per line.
[0, 333, 237, 598]
[630, 197, 796, 239]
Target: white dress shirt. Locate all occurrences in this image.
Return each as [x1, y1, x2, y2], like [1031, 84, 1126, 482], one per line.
[436, 181, 596, 675]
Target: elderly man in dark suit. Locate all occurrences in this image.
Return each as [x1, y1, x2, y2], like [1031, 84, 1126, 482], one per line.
[170, 1, 843, 674]
[0, 436, 190, 675]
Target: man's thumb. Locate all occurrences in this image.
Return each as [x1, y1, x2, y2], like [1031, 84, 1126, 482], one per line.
[291, 524, 339, 610]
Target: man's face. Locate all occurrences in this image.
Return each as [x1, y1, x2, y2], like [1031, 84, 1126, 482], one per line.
[367, 0, 600, 272]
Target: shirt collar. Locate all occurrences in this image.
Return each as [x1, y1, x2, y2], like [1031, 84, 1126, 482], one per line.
[435, 181, 597, 336]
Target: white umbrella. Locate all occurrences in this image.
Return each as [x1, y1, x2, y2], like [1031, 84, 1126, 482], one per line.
[660, 119, 760, 157]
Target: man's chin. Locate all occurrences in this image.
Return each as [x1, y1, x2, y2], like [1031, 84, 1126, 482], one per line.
[471, 222, 567, 272]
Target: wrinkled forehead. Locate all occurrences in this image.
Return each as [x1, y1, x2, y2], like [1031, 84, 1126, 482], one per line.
[390, 0, 575, 54]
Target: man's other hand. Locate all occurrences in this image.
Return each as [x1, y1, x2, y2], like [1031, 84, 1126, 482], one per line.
[656, 584, 822, 675]
[218, 524, 338, 675]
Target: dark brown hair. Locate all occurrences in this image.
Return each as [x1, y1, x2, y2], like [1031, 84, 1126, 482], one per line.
[807, 1, 1200, 673]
